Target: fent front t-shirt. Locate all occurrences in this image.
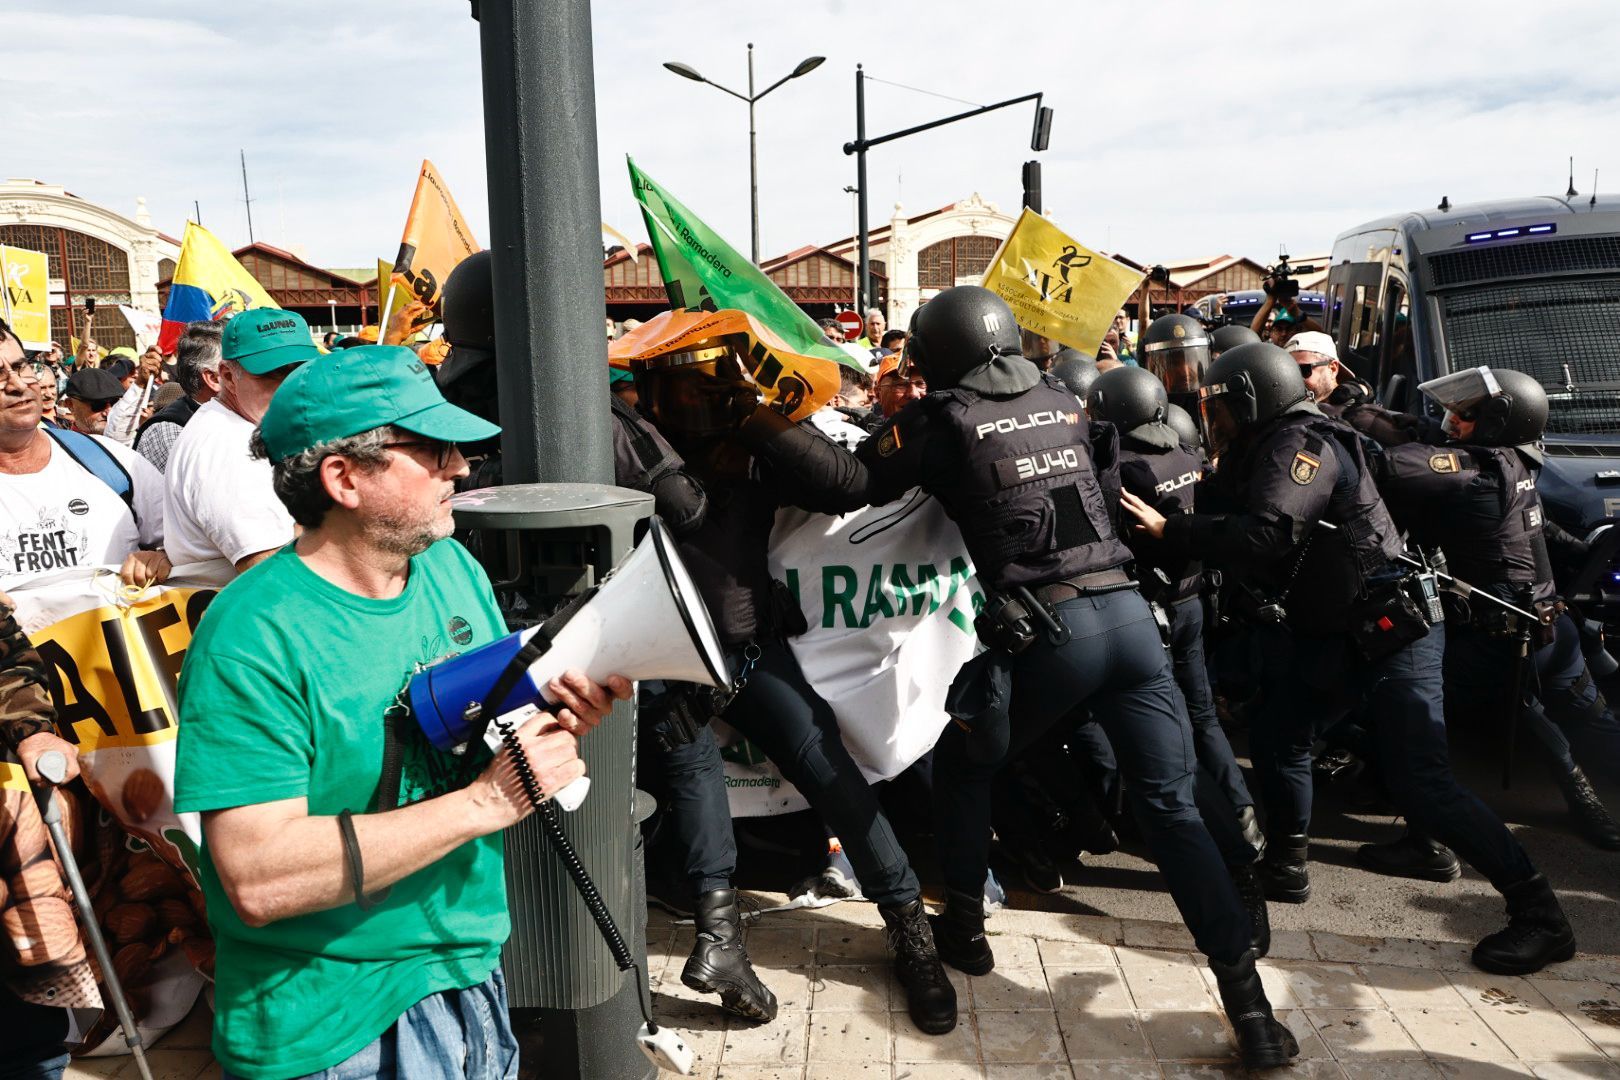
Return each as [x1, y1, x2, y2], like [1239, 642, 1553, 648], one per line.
[174, 539, 509, 1079]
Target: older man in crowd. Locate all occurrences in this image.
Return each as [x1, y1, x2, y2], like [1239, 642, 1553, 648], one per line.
[136, 321, 222, 472]
[164, 309, 316, 571]
[60, 367, 124, 435]
[175, 345, 629, 1079]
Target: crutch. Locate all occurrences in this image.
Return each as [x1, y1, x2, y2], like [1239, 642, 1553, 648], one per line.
[31, 750, 155, 1080]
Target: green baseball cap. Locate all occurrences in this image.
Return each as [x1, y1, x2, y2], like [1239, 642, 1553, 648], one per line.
[258, 344, 500, 463]
[221, 308, 321, 375]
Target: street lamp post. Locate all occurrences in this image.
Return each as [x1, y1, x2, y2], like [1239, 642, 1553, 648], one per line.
[664, 44, 825, 265]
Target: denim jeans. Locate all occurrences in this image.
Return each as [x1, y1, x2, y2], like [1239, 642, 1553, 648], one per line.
[226, 969, 518, 1080]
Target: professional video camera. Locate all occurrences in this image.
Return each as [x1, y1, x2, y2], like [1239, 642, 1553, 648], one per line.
[1263, 250, 1318, 302]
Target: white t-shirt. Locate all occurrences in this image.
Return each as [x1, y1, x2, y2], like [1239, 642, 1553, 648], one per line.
[0, 430, 166, 592]
[163, 399, 294, 567]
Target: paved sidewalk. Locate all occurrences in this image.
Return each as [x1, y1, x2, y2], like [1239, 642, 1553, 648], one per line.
[62, 892, 1620, 1079]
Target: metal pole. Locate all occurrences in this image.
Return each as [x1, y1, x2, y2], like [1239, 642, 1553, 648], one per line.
[748, 43, 759, 266]
[240, 149, 255, 245]
[476, 0, 612, 487]
[855, 64, 870, 314]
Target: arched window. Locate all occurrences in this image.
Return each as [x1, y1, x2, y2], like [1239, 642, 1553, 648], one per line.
[917, 235, 1003, 289]
[0, 224, 136, 349]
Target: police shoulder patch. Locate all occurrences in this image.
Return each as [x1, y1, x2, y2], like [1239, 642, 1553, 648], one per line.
[1429, 452, 1460, 474]
[877, 426, 903, 457]
[1290, 450, 1321, 485]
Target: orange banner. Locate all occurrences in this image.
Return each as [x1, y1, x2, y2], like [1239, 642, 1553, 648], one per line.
[609, 308, 842, 423]
[384, 160, 479, 344]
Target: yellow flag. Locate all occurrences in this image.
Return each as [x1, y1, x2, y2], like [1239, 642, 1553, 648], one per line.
[0, 245, 52, 349]
[384, 160, 478, 344]
[980, 208, 1143, 356]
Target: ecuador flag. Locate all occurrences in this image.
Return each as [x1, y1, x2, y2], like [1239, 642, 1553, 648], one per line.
[158, 222, 276, 353]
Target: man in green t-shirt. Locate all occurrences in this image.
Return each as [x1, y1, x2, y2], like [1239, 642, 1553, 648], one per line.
[174, 342, 631, 1080]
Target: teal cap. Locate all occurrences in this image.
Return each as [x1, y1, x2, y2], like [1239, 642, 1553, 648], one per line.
[259, 344, 501, 463]
[221, 308, 321, 375]
[609, 366, 634, 386]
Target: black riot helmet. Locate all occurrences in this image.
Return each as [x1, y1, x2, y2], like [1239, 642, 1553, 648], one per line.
[1141, 313, 1213, 414]
[1165, 402, 1200, 448]
[1210, 323, 1260, 358]
[1049, 350, 1100, 400]
[904, 285, 1024, 390]
[1197, 341, 1311, 456]
[436, 250, 496, 393]
[632, 336, 753, 441]
[1086, 366, 1168, 430]
[1419, 365, 1549, 447]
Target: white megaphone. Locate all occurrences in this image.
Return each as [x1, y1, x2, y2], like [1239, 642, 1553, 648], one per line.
[408, 516, 729, 808]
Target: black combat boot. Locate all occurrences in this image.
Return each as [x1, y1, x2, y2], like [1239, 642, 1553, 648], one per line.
[1558, 766, 1620, 850]
[1229, 862, 1271, 959]
[882, 899, 958, 1034]
[1236, 805, 1266, 862]
[1357, 828, 1462, 883]
[1209, 949, 1299, 1069]
[681, 889, 777, 1022]
[929, 888, 995, 975]
[1472, 874, 1577, 975]
[1256, 833, 1310, 904]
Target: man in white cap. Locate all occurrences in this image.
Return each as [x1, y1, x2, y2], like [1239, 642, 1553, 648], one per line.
[1284, 330, 1344, 403]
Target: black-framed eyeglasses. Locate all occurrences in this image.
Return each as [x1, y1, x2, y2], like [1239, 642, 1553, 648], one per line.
[380, 438, 458, 470]
[1297, 359, 1333, 374]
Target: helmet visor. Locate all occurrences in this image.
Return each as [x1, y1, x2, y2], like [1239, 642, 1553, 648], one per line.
[1418, 366, 1501, 417]
[636, 362, 746, 439]
[1197, 383, 1241, 458]
[1145, 343, 1211, 394]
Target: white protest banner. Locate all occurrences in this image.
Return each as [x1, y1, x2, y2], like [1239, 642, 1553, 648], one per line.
[717, 410, 984, 816]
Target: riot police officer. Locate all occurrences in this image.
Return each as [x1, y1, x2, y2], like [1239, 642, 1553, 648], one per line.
[1088, 366, 1269, 947]
[432, 254, 783, 1025]
[1123, 343, 1576, 976]
[735, 287, 1298, 1070]
[631, 336, 958, 1036]
[1140, 312, 1212, 416]
[1361, 366, 1620, 857]
[1049, 349, 1100, 402]
[1210, 323, 1260, 359]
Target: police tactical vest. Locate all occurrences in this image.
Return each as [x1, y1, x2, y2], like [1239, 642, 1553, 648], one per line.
[1118, 436, 1203, 601]
[930, 375, 1130, 590]
[1446, 446, 1553, 602]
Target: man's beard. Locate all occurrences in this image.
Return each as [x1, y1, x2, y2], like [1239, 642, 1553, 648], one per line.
[365, 505, 452, 558]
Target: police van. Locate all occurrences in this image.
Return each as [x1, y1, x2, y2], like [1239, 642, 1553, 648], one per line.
[1323, 194, 1620, 630]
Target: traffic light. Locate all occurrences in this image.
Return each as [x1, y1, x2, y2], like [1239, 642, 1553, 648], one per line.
[1022, 160, 1042, 213]
[1031, 106, 1053, 152]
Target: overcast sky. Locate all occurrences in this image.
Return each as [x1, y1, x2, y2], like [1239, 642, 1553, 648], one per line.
[7, 1, 1615, 270]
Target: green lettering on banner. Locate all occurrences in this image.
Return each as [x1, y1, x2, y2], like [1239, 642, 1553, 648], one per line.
[946, 557, 973, 604]
[823, 565, 858, 628]
[860, 564, 895, 627]
[915, 564, 942, 613]
[888, 564, 917, 613]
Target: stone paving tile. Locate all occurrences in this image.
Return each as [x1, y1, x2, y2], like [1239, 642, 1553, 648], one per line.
[972, 963, 1056, 1012]
[1525, 1063, 1620, 1078]
[1271, 961, 1385, 1009]
[978, 1008, 1067, 1064]
[1525, 977, 1620, 1057]
[1011, 911, 1125, 946]
[891, 1010, 980, 1063]
[1277, 1008, 1333, 1061]
[713, 1067, 804, 1080]
[1395, 1007, 1515, 1062]
[1121, 920, 1198, 952]
[1307, 1008, 1425, 1059]
[1312, 932, 1475, 972]
[1267, 929, 1320, 962]
[1039, 939, 1116, 968]
[806, 1010, 892, 1063]
[986, 934, 1047, 971]
[722, 1010, 810, 1065]
[1055, 1009, 1153, 1061]
[1360, 965, 1472, 1012]
[817, 925, 891, 964]
[747, 927, 818, 969]
[891, 1064, 980, 1080]
[762, 967, 817, 1014]
[1137, 1009, 1236, 1062]
[1118, 950, 1218, 1011]
[810, 964, 890, 1011]
[1069, 1064, 1162, 1079]
[655, 997, 730, 1071]
[1431, 1062, 1535, 1077]
[1337, 1065, 1445, 1079]
[1047, 967, 1135, 1012]
[984, 1064, 1080, 1079]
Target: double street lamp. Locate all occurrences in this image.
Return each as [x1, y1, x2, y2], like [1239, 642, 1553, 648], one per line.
[664, 44, 826, 265]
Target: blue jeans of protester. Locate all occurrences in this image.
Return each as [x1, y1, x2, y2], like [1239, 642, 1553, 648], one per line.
[935, 587, 1251, 964]
[224, 969, 518, 1080]
[1250, 620, 1537, 890]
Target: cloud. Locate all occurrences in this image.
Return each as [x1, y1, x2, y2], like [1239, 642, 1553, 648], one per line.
[6, 0, 1612, 271]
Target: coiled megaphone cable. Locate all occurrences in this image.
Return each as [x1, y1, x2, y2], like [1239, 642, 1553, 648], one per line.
[480, 634, 661, 1034]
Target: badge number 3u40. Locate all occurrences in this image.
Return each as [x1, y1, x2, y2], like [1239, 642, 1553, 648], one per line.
[1290, 450, 1321, 485]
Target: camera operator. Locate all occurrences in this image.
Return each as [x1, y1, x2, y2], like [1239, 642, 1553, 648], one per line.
[1122, 343, 1576, 979]
[174, 347, 630, 1080]
[733, 287, 1297, 1070]
[1251, 258, 1323, 345]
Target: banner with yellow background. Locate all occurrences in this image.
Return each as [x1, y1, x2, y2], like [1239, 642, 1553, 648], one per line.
[382, 160, 479, 345]
[980, 208, 1144, 357]
[0, 244, 52, 350]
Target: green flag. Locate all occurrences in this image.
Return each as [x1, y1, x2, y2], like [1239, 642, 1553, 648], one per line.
[628, 157, 859, 371]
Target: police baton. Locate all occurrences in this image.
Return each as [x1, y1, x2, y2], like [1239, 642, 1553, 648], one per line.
[31, 750, 156, 1080]
[1311, 522, 1540, 623]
